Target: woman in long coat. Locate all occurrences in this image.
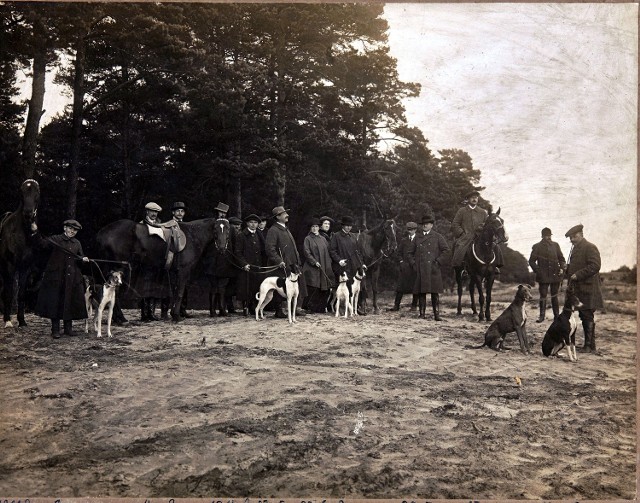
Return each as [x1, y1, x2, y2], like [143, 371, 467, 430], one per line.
[31, 219, 90, 338]
[235, 214, 266, 315]
[408, 214, 450, 320]
[302, 218, 335, 312]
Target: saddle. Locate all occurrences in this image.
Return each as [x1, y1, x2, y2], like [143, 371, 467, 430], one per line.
[143, 220, 187, 269]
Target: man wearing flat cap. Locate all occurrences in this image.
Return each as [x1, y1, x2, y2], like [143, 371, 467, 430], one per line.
[329, 215, 367, 314]
[388, 221, 419, 312]
[265, 206, 308, 318]
[408, 214, 450, 320]
[529, 227, 566, 322]
[30, 219, 90, 338]
[142, 201, 162, 226]
[451, 190, 503, 272]
[564, 224, 603, 352]
[235, 214, 266, 316]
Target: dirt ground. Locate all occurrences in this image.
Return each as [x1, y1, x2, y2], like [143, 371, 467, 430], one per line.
[0, 281, 636, 499]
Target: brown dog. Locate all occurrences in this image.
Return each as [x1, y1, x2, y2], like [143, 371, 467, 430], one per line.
[475, 284, 533, 354]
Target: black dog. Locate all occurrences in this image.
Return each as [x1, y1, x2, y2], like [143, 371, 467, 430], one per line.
[473, 284, 533, 354]
[541, 290, 584, 362]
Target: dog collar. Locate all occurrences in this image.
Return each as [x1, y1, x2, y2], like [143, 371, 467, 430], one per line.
[289, 278, 299, 283]
[354, 274, 364, 280]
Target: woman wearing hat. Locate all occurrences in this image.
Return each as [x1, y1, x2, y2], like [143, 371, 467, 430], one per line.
[235, 214, 266, 316]
[319, 216, 334, 243]
[302, 218, 335, 313]
[408, 214, 450, 320]
[30, 219, 90, 338]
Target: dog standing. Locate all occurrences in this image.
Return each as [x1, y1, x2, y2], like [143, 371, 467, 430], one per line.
[542, 290, 584, 362]
[475, 284, 533, 354]
[334, 271, 353, 318]
[255, 266, 300, 324]
[350, 268, 365, 316]
[87, 270, 124, 338]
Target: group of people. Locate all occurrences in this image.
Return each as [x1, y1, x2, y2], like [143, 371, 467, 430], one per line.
[26, 189, 604, 354]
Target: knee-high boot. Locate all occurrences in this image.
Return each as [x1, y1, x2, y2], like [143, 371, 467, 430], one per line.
[418, 294, 426, 319]
[578, 320, 595, 352]
[410, 294, 419, 311]
[387, 292, 403, 311]
[431, 293, 442, 321]
[536, 300, 546, 323]
[51, 318, 61, 339]
[551, 295, 560, 319]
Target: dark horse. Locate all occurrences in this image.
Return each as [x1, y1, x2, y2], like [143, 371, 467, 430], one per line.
[357, 218, 398, 314]
[454, 209, 508, 321]
[0, 179, 40, 328]
[96, 218, 226, 321]
[201, 219, 237, 316]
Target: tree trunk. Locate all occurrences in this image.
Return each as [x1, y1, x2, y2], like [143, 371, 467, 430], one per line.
[121, 66, 132, 217]
[66, 31, 87, 219]
[232, 177, 241, 217]
[21, 19, 48, 180]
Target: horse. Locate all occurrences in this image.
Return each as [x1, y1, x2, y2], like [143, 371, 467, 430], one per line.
[95, 218, 226, 322]
[0, 179, 40, 328]
[201, 219, 238, 316]
[454, 209, 508, 322]
[356, 218, 398, 314]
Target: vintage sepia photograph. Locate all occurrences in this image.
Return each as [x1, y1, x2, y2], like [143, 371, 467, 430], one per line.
[0, 2, 636, 499]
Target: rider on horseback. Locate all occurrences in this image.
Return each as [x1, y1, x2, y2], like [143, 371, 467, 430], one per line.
[451, 190, 503, 275]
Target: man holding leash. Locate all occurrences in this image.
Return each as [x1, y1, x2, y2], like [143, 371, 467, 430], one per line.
[235, 214, 266, 316]
[451, 190, 503, 273]
[265, 206, 308, 318]
[564, 224, 603, 353]
[529, 227, 566, 322]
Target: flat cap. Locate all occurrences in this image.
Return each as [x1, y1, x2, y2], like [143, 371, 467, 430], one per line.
[406, 221, 418, 230]
[145, 202, 162, 212]
[229, 217, 243, 225]
[63, 219, 82, 230]
[465, 190, 480, 199]
[244, 213, 261, 223]
[565, 224, 584, 237]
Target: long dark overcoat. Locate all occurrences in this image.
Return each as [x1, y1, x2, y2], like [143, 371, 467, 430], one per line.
[202, 218, 237, 279]
[408, 230, 450, 294]
[265, 222, 308, 297]
[34, 233, 88, 320]
[303, 232, 334, 290]
[329, 230, 364, 278]
[451, 205, 488, 267]
[566, 238, 604, 310]
[395, 234, 416, 294]
[529, 239, 566, 284]
[235, 228, 266, 302]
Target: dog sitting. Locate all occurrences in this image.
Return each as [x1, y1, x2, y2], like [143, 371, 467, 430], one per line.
[475, 284, 533, 354]
[334, 271, 353, 318]
[86, 270, 124, 338]
[255, 265, 301, 324]
[542, 289, 584, 362]
[350, 268, 366, 316]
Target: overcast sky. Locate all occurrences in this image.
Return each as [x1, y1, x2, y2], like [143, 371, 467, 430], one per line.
[383, 3, 637, 272]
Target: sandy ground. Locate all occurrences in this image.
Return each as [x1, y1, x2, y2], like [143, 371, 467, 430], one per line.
[0, 282, 636, 499]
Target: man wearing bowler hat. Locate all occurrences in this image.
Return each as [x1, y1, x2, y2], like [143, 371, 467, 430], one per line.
[171, 201, 187, 223]
[265, 206, 308, 318]
[564, 224, 603, 353]
[329, 215, 367, 314]
[388, 221, 419, 312]
[529, 227, 566, 322]
[451, 190, 503, 272]
[30, 219, 90, 338]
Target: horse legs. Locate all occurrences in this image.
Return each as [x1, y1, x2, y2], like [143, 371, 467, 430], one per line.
[475, 276, 485, 322]
[469, 278, 478, 315]
[1, 268, 15, 328]
[454, 267, 463, 315]
[484, 276, 495, 321]
[371, 271, 379, 314]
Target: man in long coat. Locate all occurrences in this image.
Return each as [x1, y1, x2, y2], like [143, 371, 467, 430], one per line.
[529, 227, 566, 322]
[564, 224, 604, 352]
[408, 214, 450, 320]
[265, 206, 308, 318]
[302, 217, 335, 312]
[31, 219, 90, 338]
[329, 215, 367, 314]
[235, 214, 266, 315]
[387, 221, 419, 311]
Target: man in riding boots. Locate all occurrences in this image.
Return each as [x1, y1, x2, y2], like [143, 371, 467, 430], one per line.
[564, 224, 603, 353]
[451, 190, 503, 273]
[265, 206, 308, 318]
[408, 214, 450, 320]
[329, 215, 368, 315]
[138, 202, 167, 322]
[226, 216, 243, 314]
[164, 201, 189, 318]
[529, 227, 566, 322]
[204, 201, 235, 316]
[235, 214, 266, 316]
[388, 221, 419, 312]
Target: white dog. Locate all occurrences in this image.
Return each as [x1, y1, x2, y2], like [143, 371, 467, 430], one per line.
[334, 271, 353, 318]
[350, 268, 366, 316]
[255, 266, 301, 324]
[88, 270, 124, 338]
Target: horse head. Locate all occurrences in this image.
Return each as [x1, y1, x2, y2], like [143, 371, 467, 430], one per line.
[20, 179, 40, 223]
[213, 218, 230, 251]
[485, 208, 508, 245]
[383, 219, 398, 255]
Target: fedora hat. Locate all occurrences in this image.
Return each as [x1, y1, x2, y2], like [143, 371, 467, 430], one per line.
[171, 201, 186, 211]
[271, 206, 290, 218]
[144, 202, 162, 212]
[63, 219, 82, 230]
[214, 202, 229, 213]
[565, 224, 583, 237]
